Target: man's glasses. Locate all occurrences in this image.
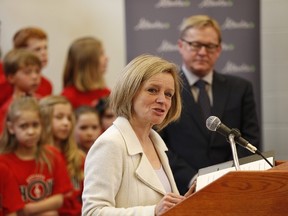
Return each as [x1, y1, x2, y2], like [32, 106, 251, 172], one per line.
[181, 38, 219, 53]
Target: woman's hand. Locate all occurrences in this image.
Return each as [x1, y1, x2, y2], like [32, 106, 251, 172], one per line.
[155, 193, 185, 216]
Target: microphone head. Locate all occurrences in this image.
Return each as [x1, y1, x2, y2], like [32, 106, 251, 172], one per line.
[206, 116, 221, 131]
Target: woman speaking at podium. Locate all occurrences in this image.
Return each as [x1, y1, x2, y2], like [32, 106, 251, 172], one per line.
[82, 55, 194, 216]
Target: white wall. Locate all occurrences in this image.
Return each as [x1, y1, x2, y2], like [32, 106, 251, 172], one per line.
[0, 0, 287, 160]
[261, 0, 288, 160]
[0, 0, 126, 93]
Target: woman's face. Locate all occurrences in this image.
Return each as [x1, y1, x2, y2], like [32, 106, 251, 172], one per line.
[75, 112, 102, 152]
[131, 72, 175, 128]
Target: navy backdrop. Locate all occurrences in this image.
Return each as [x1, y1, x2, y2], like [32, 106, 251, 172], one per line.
[125, 0, 261, 123]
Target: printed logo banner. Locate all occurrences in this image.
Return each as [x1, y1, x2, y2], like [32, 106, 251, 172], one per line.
[125, 0, 261, 118]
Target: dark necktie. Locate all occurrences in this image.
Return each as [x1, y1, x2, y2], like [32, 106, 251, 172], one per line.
[195, 79, 211, 121]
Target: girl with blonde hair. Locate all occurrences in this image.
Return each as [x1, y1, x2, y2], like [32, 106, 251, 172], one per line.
[0, 96, 71, 215]
[39, 95, 85, 215]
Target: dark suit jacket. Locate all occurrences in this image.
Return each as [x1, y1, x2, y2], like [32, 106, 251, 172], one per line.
[161, 71, 260, 195]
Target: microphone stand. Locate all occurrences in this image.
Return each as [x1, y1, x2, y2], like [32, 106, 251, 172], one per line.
[228, 133, 241, 171]
[229, 128, 274, 168]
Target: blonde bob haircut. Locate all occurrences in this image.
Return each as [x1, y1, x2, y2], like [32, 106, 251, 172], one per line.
[180, 14, 222, 43]
[110, 54, 182, 131]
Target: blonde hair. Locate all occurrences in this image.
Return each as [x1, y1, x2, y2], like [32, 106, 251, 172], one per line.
[39, 95, 83, 181]
[180, 15, 222, 43]
[110, 54, 182, 131]
[0, 96, 53, 172]
[63, 37, 106, 91]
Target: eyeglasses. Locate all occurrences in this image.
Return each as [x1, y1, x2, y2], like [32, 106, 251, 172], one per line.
[181, 38, 219, 53]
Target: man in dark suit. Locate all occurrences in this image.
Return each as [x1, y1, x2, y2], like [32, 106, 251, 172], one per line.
[161, 15, 260, 195]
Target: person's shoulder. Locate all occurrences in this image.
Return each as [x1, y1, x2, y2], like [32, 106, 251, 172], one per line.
[0, 95, 13, 110]
[0, 61, 6, 82]
[38, 75, 53, 96]
[215, 72, 252, 86]
[97, 124, 120, 141]
[0, 162, 13, 177]
[151, 129, 168, 151]
[91, 123, 126, 153]
[86, 124, 125, 162]
[0, 162, 9, 171]
[45, 144, 60, 153]
[88, 87, 111, 96]
[61, 86, 81, 105]
[44, 145, 65, 161]
[40, 75, 52, 86]
[61, 85, 78, 95]
[0, 152, 15, 163]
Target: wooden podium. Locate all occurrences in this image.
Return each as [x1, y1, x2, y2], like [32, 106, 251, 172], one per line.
[163, 161, 288, 216]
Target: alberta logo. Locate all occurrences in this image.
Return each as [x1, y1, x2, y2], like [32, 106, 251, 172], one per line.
[199, 0, 233, 8]
[221, 43, 235, 51]
[222, 17, 255, 30]
[134, 18, 170, 31]
[155, 0, 190, 8]
[157, 40, 178, 53]
[222, 61, 255, 74]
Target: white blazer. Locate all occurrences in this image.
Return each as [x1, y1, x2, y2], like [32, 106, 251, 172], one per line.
[82, 117, 179, 216]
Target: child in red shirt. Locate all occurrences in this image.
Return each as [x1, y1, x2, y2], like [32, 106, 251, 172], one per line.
[0, 27, 52, 107]
[61, 37, 110, 109]
[0, 61, 13, 107]
[0, 97, 72, 215]
[40, 95, 85, 216]
[0, 163, 24, 216]
[0, 49, 43, 134]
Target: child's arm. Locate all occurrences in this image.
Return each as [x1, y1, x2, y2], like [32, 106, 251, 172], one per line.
[6, 213, 17, 216]
[22, 194, 63, 216]
[20, 211, 59, 216]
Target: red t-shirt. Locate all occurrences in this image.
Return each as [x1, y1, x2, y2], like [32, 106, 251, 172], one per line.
[61, 85, 110, 109]
[0, 62, 13, 107]
[58, 151, 85, 216]
[0, 61, 52, 107]
[0, 163, 24, 216]
[0, 146, 72, 204]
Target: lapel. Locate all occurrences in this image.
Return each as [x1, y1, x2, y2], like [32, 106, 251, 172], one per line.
[114, 117, 169, 195]
[211, 72, 229, 122]
[210, 72, 230, 143]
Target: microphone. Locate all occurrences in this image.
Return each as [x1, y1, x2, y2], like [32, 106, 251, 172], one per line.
[206, 116, 258, 154]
